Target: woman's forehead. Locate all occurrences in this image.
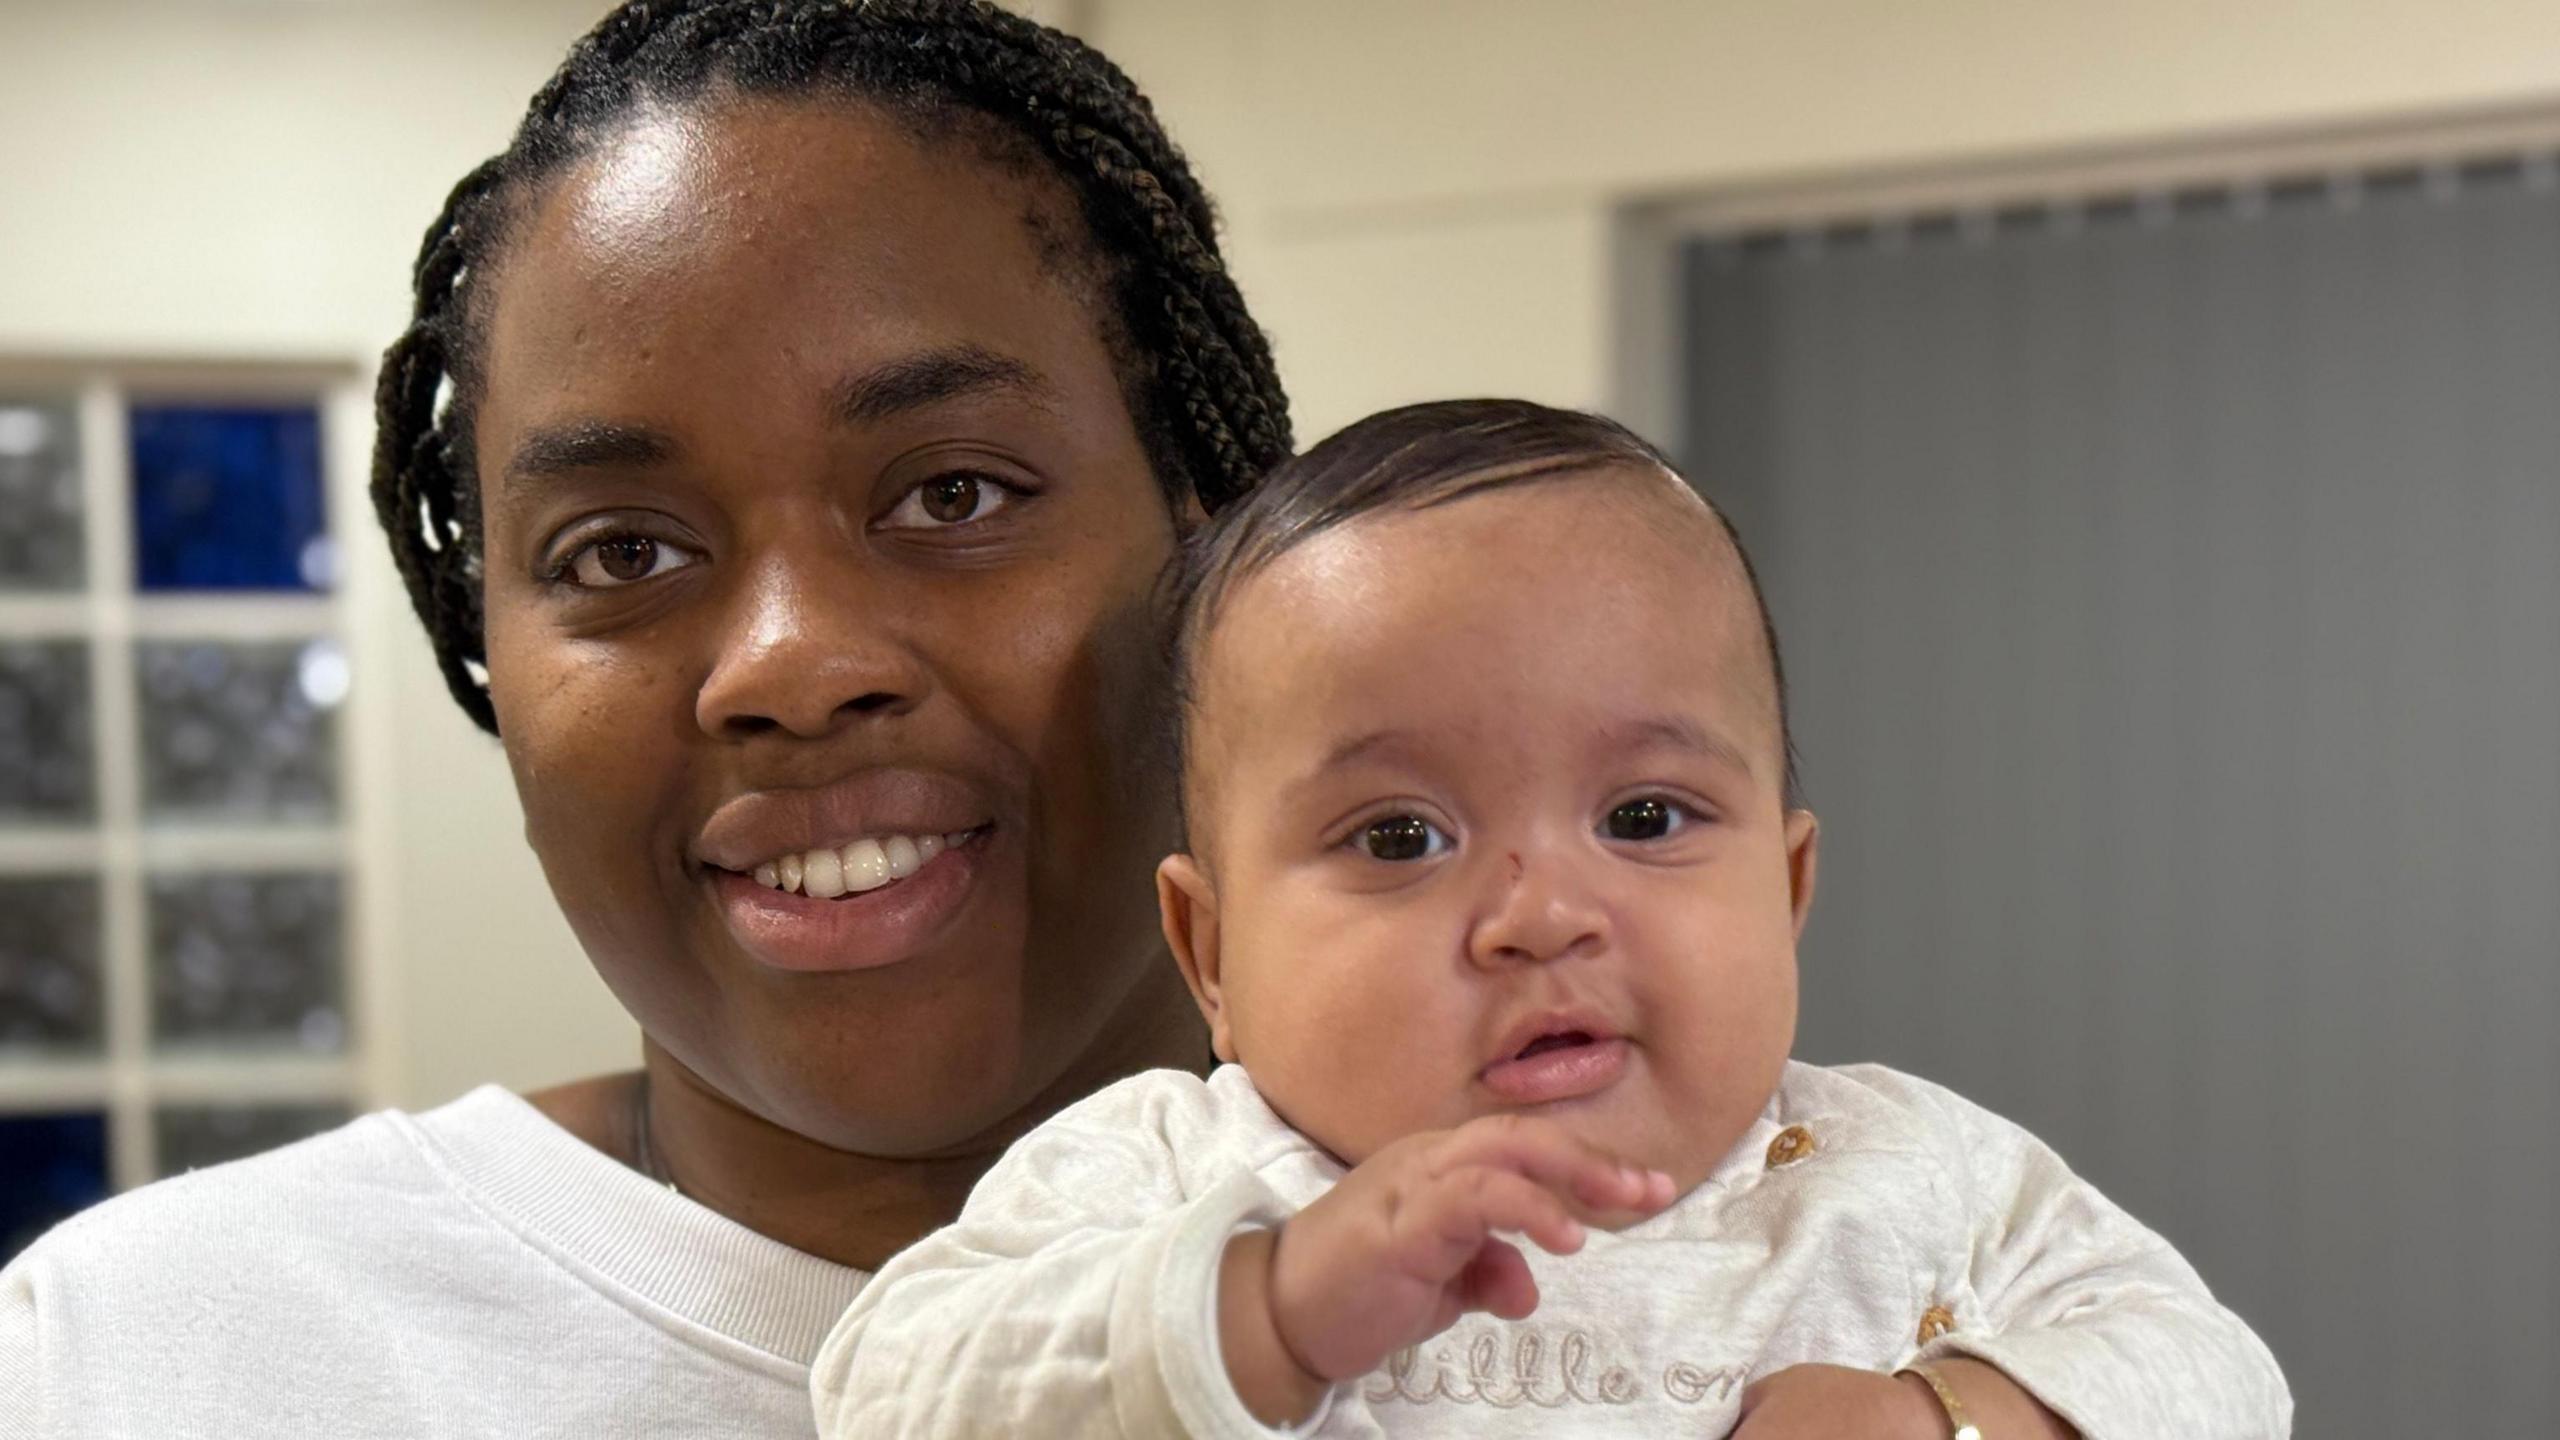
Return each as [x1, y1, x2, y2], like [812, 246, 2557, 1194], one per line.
[470, 98, 1122, 458]
[504, 100, 1072, 319]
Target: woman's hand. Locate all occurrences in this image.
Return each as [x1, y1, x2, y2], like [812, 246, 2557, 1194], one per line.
[1726, 1365, 1949, 1439]
[1730, 1359, 2082, 1439]
[1219, 1114, 1674, 1424]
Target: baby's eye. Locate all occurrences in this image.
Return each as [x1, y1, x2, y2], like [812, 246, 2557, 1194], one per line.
[1359, 815, 1450, 862]
[880, 472, 1020, 529]
[562, 534, 699, 588]
[1603, 797, 1687, 842]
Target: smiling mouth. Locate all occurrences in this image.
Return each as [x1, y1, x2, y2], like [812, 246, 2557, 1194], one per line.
[740, 825, 990, 900]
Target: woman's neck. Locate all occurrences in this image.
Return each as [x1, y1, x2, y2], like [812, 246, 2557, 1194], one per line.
[529, 980, 1207, 1271]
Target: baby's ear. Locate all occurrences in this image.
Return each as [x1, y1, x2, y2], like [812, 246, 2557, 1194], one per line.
[1783, 808, 1821, 943]
[1157, 853, 1236, 1062]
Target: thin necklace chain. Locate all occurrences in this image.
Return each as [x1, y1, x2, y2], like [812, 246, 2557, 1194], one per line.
[631, 1074, 683, 1197]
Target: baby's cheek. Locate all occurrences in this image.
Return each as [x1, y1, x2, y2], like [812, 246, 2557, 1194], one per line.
[1233, 952, 1464, 1164]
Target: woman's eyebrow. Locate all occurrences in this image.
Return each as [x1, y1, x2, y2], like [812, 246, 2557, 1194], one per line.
[830, 343, 1059, 425]
[503, 419, 675, 490]
[497, 345, 1055, 491]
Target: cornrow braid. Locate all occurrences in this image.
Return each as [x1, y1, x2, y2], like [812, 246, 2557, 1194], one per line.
[371, 0, 1293, 735]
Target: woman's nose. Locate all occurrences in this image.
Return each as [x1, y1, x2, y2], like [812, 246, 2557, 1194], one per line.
[692, 557, 933, 741]
[1466, 844, 1609, 968]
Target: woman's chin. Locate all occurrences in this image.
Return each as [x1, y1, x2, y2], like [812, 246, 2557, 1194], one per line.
[706, 1005, 1042, 1158]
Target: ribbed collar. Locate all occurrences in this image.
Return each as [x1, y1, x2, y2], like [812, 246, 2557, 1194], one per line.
[401, 1085, 870, 1369]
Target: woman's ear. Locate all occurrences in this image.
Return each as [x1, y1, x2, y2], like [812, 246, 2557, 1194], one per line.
[1784, 808, 1821, 943]
[1157, 852, 1236, 1063]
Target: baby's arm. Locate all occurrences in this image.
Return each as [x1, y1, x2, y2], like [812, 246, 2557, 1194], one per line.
[1879, 1069, 2296, 1439]
[811, 1078, 1287, 1439]
[813, 1086, 1668, 1439]
[1222, 1114, 1676, 1423]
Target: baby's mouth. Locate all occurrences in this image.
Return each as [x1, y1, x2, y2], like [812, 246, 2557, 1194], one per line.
[1478, 1020, 1631, 1105]
[743, 826, 989, 900]
[1511, 1030, 1598, 1062]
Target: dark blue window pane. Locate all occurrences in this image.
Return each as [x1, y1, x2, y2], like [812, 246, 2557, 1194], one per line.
[128, 403, 329, 592]
[0, 1112, 108, 1262]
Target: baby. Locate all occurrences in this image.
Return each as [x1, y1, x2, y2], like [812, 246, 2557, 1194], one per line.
[815, 400, 2292, 1438]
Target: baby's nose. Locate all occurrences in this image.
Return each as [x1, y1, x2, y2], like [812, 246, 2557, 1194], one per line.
[1466, 848, 1607, 967]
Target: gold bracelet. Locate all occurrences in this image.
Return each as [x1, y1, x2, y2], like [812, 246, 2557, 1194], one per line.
[1897, 1361, 1984, 1440]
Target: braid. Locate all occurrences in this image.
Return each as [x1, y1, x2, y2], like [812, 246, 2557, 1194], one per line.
[369, 0, 1292, 735]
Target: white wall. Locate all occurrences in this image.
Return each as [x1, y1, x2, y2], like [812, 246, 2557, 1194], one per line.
[1084, 0, 2560, 437]
[0, 0, 633, 1109]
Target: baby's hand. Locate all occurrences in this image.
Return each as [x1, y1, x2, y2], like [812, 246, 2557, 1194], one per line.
[1219, 1114, 1675, 1423]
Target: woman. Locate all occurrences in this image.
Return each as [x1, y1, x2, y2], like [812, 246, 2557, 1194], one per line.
[1, 2, 1289, 1432]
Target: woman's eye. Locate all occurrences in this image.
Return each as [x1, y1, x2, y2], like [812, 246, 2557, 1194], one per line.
[1604, 797, 1685, 842]
[1359, 815, 1450, 862]
[883, 473, 1018, 529]
[562, 534, 698, 588]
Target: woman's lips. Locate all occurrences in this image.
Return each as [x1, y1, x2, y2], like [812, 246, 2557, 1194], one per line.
[1477, 1034, 1630, 1106]
[712, 829, 986, 973]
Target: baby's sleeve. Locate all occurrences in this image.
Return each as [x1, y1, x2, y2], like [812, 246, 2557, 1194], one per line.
[1865, 1069, 2295, 1439]
[810, 1073, 1367, 1440]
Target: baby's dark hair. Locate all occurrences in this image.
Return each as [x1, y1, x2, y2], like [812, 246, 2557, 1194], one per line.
[1165, 398, 1800, 829]
[372, 0, 1292, 734]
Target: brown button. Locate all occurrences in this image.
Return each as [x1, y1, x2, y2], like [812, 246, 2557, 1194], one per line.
[1916, 1304, 1957, 1344]
[1764, 1124, 1817, 1169]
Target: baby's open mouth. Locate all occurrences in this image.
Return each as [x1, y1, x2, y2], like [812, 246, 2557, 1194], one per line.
[744, 826, 988, 900]
[1478, 1020, 1630, 1104]
[1512, 1030, 1597, 1062]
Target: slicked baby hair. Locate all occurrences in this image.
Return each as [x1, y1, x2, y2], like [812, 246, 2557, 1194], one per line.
[1164, 399, 1800, 826]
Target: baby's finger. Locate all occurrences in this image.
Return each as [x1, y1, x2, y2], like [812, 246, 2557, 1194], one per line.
[1430, 1114, 1674, 1221]
[1454, 1238, 1540, 1321]
[1398, 1165, 1585, 1277]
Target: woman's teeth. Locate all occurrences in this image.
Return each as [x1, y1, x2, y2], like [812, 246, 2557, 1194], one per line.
[750, 832, 967, 898]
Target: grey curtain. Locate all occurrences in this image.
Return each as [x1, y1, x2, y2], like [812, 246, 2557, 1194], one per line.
[1684, 163, 2560, 1437]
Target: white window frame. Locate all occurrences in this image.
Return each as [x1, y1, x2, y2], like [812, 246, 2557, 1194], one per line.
[0, 355, 384, 1192]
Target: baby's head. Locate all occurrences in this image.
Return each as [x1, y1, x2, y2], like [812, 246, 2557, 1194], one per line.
[1158, 399, 1818, 1196]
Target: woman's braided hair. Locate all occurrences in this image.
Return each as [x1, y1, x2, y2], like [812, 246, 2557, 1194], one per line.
[372, 0, 1292, 734]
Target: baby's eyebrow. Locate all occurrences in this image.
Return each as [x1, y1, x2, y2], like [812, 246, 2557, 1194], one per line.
[1316, 726, 1426, 774]
[1605, 714, 1759, 781]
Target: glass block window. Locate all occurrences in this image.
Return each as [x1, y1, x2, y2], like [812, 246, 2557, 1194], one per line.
[128, 403, 330, 592]
[0, 639, 95, 821]
[154, 1102, 349, 1177]
[3, 363, 367, 1254]
[0, 876, 104, 1054]
[137, 639, 342, 823]
[0, 1112, 108, 1262]
[0, 398, 85, 591]
[149, 873, 345, 1054]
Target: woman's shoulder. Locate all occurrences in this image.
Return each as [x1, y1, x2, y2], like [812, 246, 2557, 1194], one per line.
[3, 1085, 854, 1435]
[2, 1086, 516, 1303]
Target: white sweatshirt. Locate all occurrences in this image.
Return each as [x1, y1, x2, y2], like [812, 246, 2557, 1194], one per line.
[0, 1086, 869, 1439]
[815, 1061, 2291, 1439]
